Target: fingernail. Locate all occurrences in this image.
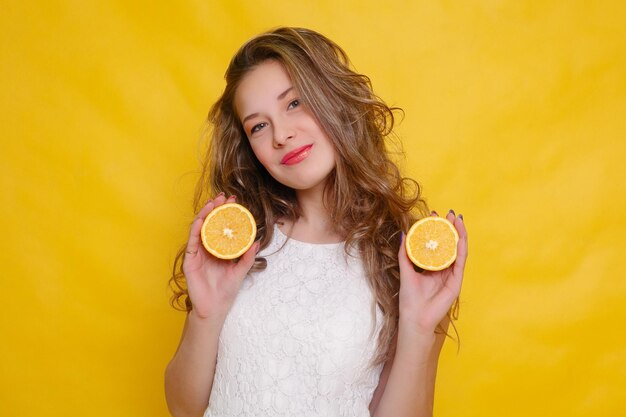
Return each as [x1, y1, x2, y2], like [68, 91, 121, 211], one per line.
[206, 199, 213, 205]
[431, 210, 438, 216]
[231, 195, 237, 201]
[449, 209, 456, 216]
[459, 213, 464, 221]
[217, 192, 225, 197]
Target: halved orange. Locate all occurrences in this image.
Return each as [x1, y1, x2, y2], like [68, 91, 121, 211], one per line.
[200, 203, 257, 260]
[405, 217, 459, 271]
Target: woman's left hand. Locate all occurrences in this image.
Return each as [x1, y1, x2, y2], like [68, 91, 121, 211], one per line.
[397, 210, 469, 336]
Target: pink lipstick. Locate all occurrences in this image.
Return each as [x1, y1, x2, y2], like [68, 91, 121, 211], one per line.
[281, 145, 313, 165]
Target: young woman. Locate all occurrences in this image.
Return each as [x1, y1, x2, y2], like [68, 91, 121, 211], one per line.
[165, 27, 468, 417]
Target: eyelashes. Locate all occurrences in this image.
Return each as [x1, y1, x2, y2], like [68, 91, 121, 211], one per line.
[251, 122, 268, 134]
[247, 98, 302, 135]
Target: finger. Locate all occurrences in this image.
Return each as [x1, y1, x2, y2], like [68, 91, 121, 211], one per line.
[438, 214, 468, 300]
[192, 192, 226, 222]
[186, 193, 238, 256]
[186, 193, 228, 255]
[452, 214, 468, 278]
[194, 198, 216, 222]
[212, 192, 227, 207]
[185, 199, 217, 255]
[186, 221, 206, 256]
[443, 209, 466, 247]
[431, 210, 439, 217]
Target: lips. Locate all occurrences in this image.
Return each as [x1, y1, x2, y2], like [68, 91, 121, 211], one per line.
[281, 144, 313, 165]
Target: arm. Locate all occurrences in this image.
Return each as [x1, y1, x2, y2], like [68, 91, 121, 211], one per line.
[371, 319, 448, 417]
[165, 310, 226, 417]
[164, 194, 259, 417]
[371, 211, 468, 417]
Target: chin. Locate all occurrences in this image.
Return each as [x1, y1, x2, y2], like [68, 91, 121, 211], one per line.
[271, 166, 335, 191]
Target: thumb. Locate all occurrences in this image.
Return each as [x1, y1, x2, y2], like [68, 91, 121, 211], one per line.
[235, 241, 260, 275]
[398, 232, 419, 280]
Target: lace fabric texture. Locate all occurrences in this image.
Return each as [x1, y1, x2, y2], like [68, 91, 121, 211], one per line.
[205, 225, 384, 417]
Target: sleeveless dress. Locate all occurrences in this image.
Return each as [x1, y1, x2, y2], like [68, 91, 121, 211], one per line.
[204, 225, 384, 417]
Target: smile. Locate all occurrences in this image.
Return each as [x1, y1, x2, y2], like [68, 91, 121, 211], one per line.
[281, 145, 313, 165]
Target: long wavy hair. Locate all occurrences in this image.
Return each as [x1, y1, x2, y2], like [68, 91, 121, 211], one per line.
[169, 27, 458, 365]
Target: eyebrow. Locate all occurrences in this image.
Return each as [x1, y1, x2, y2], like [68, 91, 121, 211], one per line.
[241, 86, 294, 124]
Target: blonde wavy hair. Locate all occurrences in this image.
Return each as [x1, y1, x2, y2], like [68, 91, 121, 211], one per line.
[169, 27, 458, 365]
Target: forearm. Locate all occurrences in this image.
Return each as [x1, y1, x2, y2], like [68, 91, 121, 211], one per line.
[165, 310, 225, 417]
[372, 318, 445, 417]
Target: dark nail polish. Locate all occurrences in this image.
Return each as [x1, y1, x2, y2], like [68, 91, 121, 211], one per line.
[459, 213, 464, 221]
[449, 209, 456, 216]
[431, 211, 438, 216]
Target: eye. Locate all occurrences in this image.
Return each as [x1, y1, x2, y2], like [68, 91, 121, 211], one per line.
[250, 122, 267, 134]
[287, 99, 300, 110]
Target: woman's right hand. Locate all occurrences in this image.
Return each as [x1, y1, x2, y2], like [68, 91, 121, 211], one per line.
[182, 193, 260, 320]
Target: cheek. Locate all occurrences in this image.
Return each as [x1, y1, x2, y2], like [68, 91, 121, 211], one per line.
[248, 142, 272, 167]
[320, 137, 337, 161]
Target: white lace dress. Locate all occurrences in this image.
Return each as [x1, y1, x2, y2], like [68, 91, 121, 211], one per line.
[204, 225, 384, 417]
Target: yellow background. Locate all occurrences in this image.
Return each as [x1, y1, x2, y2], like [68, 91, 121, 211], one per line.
[1, 1, 624, 416]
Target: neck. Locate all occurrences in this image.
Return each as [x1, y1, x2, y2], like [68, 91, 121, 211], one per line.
[278, 182, 344, 244]
[295, 184, 333, 232]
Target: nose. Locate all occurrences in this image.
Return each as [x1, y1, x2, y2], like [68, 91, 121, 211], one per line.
[273, 119, 295, 147]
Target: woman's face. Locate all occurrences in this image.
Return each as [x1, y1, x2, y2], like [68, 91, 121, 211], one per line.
[234, 60, 337, 193]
